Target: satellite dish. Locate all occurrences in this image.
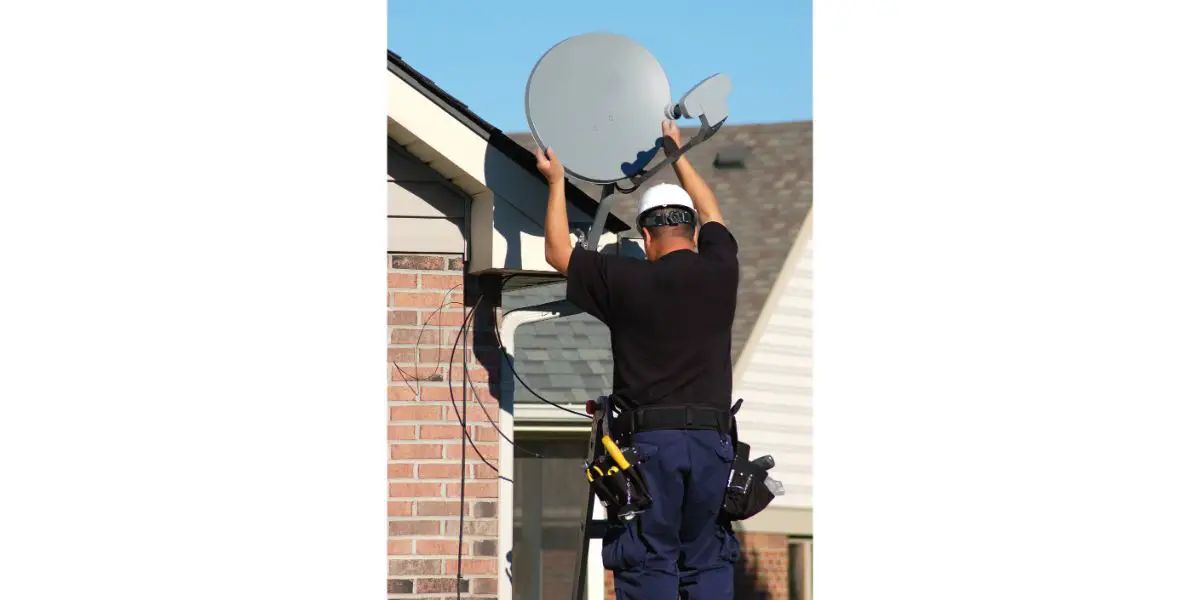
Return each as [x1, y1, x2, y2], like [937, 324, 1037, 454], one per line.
[526, 33, 672, 185]
[525, 32, 732, 248]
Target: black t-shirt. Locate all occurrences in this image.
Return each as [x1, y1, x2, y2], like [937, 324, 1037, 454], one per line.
[565, 221, 739, 411]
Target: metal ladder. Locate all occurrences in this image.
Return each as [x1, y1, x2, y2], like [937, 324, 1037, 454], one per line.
[568, 396, 614, 600]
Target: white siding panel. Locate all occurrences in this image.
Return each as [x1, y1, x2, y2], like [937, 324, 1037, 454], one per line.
[387, 217, 465, 253]
[388, 181, 466, 217]
[388, 144, 467, 218]
[733, 238, 814, 510]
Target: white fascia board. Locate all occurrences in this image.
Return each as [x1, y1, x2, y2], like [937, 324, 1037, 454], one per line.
[387, 76, 487, 192]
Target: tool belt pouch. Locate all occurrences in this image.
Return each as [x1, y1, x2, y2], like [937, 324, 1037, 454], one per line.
[722, 441, 776, 521]
[586, 445, 653, 520]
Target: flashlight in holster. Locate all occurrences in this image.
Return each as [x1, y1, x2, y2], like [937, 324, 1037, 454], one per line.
[585, 435, 653, 520]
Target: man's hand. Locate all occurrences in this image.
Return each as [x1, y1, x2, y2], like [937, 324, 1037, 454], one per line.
[536, 147, 565, 185]
[662, 119, 682, 154]
[664, 120, 725, 227]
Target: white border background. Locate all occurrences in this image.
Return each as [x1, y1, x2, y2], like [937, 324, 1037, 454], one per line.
[2, 1, 1199, 599]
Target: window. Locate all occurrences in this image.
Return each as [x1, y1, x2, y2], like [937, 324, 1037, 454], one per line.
[511, 431, 593, 600]
[788, 537, 813, 600]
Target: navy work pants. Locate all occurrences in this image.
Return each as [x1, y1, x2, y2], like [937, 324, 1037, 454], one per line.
[601, 429, 741, 600]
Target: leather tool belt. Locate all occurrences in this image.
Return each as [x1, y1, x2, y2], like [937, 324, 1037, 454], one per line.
[584, 396, 653, 521]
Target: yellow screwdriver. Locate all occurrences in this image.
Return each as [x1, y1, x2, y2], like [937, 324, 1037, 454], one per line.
[600, 435, 632, 470]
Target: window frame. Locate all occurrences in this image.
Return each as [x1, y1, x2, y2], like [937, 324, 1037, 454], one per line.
[498, 302, 604, 600]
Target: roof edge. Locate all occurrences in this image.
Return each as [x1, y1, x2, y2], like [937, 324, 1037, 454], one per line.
[388, 51, 629, 233]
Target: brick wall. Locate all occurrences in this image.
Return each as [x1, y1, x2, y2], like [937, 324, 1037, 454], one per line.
[734, 532, 790, 600]
[601, 532, 791, 600]
[388, 253, 502, 599]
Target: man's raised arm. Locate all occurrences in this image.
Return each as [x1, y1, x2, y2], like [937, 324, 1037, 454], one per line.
[537, 147, 572, 274]
[663, 120, 724, 227]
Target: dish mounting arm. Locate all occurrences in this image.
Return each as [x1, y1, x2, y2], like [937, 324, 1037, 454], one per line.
[580, 73, 732, 250]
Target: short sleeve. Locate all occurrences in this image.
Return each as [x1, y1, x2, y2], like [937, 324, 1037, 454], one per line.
[566, 246, 616, 323]
[697, 222, 739, 263]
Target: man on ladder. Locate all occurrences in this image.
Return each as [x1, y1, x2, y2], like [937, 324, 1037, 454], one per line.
[538, 119, 741, 600]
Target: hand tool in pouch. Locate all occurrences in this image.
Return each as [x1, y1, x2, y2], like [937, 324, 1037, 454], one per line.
[723, 398, 784, 520]
[582, 395, 653, 520]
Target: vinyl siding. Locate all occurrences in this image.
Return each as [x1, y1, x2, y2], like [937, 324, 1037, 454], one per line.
[732, 238, 813, 509]
[387, 142, 466, 252]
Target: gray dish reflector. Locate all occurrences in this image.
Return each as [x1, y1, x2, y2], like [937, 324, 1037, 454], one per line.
[525, 33, 671, 185]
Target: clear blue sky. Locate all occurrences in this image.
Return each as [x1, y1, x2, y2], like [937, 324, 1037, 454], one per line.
[387, 0, 812, 133]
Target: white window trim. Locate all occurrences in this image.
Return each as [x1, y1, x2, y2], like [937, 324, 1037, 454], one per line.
[497, 301, 606, 600]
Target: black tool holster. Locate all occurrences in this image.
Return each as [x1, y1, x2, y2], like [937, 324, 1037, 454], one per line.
[584, 395, 653, 521]
[722, 398, 777, 521]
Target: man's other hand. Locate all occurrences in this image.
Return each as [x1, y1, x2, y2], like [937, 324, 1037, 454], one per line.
[662, 120, 682, 154]
[536, 147, 565, 185]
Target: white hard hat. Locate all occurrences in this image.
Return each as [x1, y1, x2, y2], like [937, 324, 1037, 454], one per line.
[636, 183, 695, 222]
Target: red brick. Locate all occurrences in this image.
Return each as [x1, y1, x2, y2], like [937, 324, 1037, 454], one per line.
[389, 482, 443, 498]
[446, 482, 498, 498]
[391, 405, 443, 422]
[445, 519, 498, 537]
[388, 310, 418, 326]
[464, 405, 498, 424]
[420, 348, 466, 364]
[388, 425, 417, 441]
[387, 386, 417, 401]
[388, 273, 418, 289]
[472, 465, 498, 480]
[420, 274, 463, 290]
[391, 255, 448, 270]
[388, 520, 439, 536]
[391, 365, 443, 382]
[385, 579, 413, 595]
[414, 579, 462, 594]
[390, 444, 443, 460]
[389, 559, 442, 576]
[468, 385, 500, 406]
[392, 292, 459, 309]
[420, 425, 464, 440]
[389, 328, 440, 346]
[450, 366, 494, 382]
[388, 463, 414, 479]
[387, 348, 417, 363]
[418, 386, 455, 401]
[473, 578, 498, 594]
[447, 257, 465, 270]
[416, 501, 465, 516]
[387, 501, 413, 517]
[442, 327, 475, 346]
[445, 559, 497, 575]
[415, 539, 461, 555]
[447, 443, 498, 461]
[472, 502, 497, 518]
[418, 464, 463, 479]
[387, 539, 412, 555]
[472, 426, 498, 442]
